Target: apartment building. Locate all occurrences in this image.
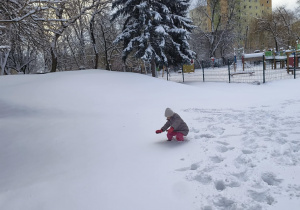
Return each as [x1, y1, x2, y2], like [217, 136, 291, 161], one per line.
[190, 0, 272, 48]
[239, 0, 272, 34]
[190, 0, 229, 33]
[240, 0, 272, 18]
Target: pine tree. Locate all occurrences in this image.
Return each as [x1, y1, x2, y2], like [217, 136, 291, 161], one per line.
[111, 0, 195, 76]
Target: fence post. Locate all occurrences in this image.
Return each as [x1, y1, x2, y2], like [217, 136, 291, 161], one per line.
[202, 60, 205, 82]
[294, 53, 296, 79]
[263, 55, 266, 83]
[167, 68, 169, 81]
[182, 65, 184, 82]
[228, 59, 231, 83]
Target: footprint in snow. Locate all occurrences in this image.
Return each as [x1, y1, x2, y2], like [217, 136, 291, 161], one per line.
[248, 190, 275, 205]
[242, 149, 253, 154]
[194, 134, 215, 139]
[208, 125, 225, 135]
[190, 162, 201, 170]
[210, 156, 224, 163]
[261, 172, 282, 186]
[214, 180, 226, 191]
[231, 170, 249, 182]
[216, 141, 229, 146]
[216, 145, 234, 153]
[175, 162, 201, 172]
[190, 127, 200, 133]
[193, 174, 212, 185]
[212, 196, 236, 209]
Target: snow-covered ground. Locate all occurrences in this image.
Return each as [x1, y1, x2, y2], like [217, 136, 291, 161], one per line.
[0, 70, 300, 210]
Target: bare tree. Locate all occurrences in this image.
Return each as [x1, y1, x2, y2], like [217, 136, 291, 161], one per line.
[89, 4, 118, 70]
[0, 0, 63, 75]
[96, 12, 123, 70]
[0, 0, 56, 24]
[276, 7, 297, 48]
[250, 7, 298, 51]
[40, 0, 108, 72]
[0, 0, 126, 75]
[191, 0, 239, 60]
[89, 7, 101, 69]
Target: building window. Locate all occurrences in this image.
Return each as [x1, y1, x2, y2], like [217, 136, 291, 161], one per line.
[249, 6, 252, 8]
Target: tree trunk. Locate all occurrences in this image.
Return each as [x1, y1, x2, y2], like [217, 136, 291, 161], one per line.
[95, 52, 99, 69]
[100, 22, 110, 70]
[50, 48, 58, 73]
[106, 60, 110, 70]
[50, 34, 60, 73]
[151, 58, 156, 77]
[90, 15, 99, 69]
[0, 48, 10, 75]
[275, 39, 279, 52]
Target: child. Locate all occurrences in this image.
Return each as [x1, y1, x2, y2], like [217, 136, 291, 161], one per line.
[156, 108, 189, 141]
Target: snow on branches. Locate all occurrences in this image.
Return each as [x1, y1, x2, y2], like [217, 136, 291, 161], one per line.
[111, 0, 196, 67]
[0, 0, 65, 24]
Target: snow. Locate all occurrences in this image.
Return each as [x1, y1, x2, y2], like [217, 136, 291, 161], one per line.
[0, 46, 11, 49]
[0, 70, 300, 210]
[243, 53, 264, 58]
[155, 25, 167, 35]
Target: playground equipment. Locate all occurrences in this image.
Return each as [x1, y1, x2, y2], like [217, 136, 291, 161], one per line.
[240, 48, 300, 74]
[181, 60, 195, 82]
[182, 62, 195, 73]
[286, 50, 300, 74]
[241, 52, 264, 71]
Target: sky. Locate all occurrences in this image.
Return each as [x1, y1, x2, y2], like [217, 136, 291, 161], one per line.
[273, 0, 298, 10]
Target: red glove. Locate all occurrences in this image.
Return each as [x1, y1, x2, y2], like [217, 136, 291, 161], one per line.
[167, 127, 174, 133]
[156, 130, 163, 134]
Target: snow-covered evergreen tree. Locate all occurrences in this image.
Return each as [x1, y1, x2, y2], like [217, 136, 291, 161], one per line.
[111, 0, 195, 75]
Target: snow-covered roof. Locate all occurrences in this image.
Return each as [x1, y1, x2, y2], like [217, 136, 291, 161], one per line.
[243, 53, 264, 58]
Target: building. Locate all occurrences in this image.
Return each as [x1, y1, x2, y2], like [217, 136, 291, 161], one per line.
[239, 0, 272, 47]
[190, 0, 229, 33]
[190, 0, 272, 49]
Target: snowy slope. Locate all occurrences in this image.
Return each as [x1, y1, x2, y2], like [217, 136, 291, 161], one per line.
[0, 70, 299, 210]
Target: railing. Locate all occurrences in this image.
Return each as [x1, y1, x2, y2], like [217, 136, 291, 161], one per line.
[160, 55, 299, 84]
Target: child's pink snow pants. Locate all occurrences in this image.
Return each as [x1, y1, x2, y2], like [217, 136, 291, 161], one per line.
[167, 131, 184, 141]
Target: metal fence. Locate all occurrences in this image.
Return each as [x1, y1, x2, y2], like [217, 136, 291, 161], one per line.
[159, 55, 299, 84]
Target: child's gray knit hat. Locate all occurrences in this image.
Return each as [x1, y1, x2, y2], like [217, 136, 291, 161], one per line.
[165, 108, 174, 117]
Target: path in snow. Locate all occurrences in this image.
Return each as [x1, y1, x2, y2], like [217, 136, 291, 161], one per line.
[175, 99, 300, 209]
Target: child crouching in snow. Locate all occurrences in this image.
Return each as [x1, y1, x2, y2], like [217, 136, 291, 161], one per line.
[156, 108, 189, 141]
